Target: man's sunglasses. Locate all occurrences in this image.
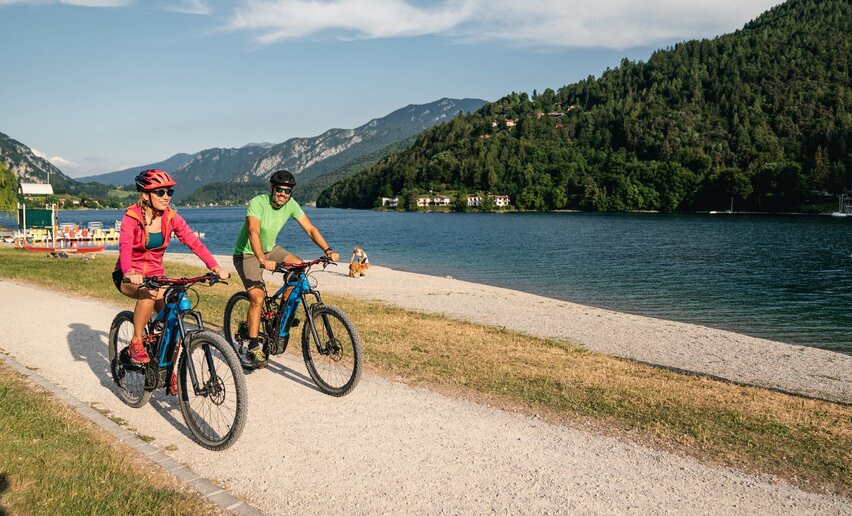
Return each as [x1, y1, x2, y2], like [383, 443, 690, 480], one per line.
[273, 186, 293, 195]
[151, 188, 174, 198]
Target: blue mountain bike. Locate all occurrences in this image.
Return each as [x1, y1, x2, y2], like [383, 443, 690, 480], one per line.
[223, 257, 363, 397]
[108, 273, 248, 450]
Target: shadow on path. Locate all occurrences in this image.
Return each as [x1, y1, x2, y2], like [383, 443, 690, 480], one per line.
[66, 322, 193, 441]
[262, 355, 321, 393]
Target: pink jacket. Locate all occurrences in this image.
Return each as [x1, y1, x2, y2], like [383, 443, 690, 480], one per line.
[114, 204, 218, 277]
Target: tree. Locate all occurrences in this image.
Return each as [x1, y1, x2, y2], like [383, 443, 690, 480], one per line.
[0, 164, 17, 215]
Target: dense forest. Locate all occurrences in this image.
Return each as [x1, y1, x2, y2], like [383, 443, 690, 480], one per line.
[318, 0, 851, 212]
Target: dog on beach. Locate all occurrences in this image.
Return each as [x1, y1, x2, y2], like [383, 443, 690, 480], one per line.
[349, 246, 370, 278]
[349, 262, 369, 277]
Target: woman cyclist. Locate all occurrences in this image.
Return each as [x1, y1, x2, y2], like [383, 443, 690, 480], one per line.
[113, 169, 229, 364]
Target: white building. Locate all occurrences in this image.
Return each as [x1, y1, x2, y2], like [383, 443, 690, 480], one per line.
[417, 197, 431, 207]
[467, 196, 482, 207]
[491, 195, 510, 207]
[432, 196, 451, 207]
[381, 197, 398, 207]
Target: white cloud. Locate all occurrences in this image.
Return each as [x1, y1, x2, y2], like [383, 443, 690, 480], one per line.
[59, 0, 132, 6]
[0, 0, 132, 6]
[32, 148, 78, 171]
[229, 0, 477, 43]
[226, 0, 783, 48]
[162, 0, 211, 15]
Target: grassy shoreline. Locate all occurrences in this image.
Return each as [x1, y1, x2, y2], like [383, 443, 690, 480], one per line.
[0, 247, 849, 499]
[0, 361, 219, 514]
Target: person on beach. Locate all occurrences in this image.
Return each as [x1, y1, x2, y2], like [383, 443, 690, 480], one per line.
[233, 169, 339, 367]
[113, 169, 229, 364]
[350, 246, 369, 266]
[349, 246, 370, 277]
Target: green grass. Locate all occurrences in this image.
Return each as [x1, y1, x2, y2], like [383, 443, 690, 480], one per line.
[0, 246, 850, 497]
[0, 363, 217, 515]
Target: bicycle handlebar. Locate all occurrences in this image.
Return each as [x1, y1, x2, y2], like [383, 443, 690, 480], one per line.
[123, 272, 226, 289]
[260, 256, 334, 273]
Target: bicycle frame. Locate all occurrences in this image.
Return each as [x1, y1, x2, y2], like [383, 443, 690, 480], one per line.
[145, 284, 214, 396]
[266, 270, 323, 339]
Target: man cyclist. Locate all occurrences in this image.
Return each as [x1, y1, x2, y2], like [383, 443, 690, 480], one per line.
[233, 169, 339, 366]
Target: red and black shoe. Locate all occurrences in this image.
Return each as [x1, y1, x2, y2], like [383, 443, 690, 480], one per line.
[128, 337, 150, 364]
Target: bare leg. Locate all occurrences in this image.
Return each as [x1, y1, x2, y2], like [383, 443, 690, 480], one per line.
[247, 286, 265, 339]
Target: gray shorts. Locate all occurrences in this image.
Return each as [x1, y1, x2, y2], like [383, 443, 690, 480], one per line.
[233, 245, 290, 290]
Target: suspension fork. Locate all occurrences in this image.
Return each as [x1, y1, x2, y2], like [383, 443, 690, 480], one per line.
[302, 291, 332, 352]
[178, 311, 213, 396]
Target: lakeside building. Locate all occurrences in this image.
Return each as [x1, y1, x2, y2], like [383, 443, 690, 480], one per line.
[417, 197, 430, 207]
[381, 197, 398, 208]
[467, 194, 511, 208]
[432, 196, 451, 207]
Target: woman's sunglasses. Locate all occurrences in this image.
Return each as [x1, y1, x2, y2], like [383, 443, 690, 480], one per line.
[151, 188, 174, 198]
[273, 186, 293, 195]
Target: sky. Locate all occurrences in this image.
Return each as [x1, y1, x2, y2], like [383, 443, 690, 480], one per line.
[0, 0, 782, 178]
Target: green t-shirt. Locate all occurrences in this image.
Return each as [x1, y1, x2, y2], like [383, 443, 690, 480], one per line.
[233, 194, 305, 255]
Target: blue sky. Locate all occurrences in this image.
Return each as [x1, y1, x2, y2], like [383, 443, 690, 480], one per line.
[0, 0, 781, 177]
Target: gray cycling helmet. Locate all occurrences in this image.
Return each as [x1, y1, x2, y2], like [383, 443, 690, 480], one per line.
[269, 170, 296, 186]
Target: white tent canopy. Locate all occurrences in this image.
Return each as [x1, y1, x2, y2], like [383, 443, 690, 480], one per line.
[19, 183, 54, 195]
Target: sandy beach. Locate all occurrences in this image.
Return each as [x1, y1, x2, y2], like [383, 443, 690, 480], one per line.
[169, 252, 852, 404]
[1, 253, 850, 513]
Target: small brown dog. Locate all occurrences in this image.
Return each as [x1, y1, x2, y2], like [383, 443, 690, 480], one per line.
[349, 262, 369, 277]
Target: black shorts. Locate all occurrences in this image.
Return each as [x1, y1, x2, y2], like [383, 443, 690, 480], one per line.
[112, 270, 123, 293]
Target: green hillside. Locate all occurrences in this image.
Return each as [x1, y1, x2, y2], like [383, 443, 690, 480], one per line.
[318, 0, 851, 212]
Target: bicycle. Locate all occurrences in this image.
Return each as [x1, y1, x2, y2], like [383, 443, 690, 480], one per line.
[108, 273, 248, 450]
[223, 257, 363, 397]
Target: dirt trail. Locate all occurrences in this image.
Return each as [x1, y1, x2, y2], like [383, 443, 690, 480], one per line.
[0, 277, 849, 514]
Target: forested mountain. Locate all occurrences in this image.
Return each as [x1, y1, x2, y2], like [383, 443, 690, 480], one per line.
[183, 136, 417, 206]
[80, 98, 485, 204]
[77, 153, 193, 186]
[169, 144, 270, 201]
[318, 0, 851, 212]
[0, 131, 73, 188]
[233, 98, 486, 203]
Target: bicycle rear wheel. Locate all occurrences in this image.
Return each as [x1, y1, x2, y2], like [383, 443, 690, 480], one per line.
[223, 291, 251, 352]
[302, 304, 363, 397]
[177, 330, 247, 450]
[108, 311, 152, 408]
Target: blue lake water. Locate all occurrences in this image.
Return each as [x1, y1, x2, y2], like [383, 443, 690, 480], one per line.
[4, 207, 851, 354]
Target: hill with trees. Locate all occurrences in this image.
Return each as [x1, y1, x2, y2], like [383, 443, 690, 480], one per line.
[318, 0, 850, 213]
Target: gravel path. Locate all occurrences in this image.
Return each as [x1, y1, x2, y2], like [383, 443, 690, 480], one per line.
[0, 275, 850, 514]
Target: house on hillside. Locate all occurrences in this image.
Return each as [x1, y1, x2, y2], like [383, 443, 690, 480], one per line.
[467, 196, 482, 207]
[432, 196, 451, 207]
[491, 195, 510, 207]
[504, 119, 516, 127]
[381, 197, 398, 208]
[417, 197, 431, 207]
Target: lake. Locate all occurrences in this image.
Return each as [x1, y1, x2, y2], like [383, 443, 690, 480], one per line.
[4, 207, 851, 354]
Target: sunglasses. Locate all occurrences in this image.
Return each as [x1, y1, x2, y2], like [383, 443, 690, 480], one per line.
[151, 188, 174, 198]
[273, 186, 293, 195]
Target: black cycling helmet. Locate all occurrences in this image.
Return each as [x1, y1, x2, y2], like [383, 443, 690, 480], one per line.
[269, 169, 296, 186]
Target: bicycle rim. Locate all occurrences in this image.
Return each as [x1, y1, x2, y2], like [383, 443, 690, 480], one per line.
[223, 292, 252, 352]
[178, 332, 247, 450]
[109, 311, 150, 408]
[302, 305, 363, 396]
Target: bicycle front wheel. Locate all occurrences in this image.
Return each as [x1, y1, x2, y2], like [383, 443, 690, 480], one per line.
[301, 304, 363, 397]
[177, 331, 248, 450]
[108, 311, 151, 408]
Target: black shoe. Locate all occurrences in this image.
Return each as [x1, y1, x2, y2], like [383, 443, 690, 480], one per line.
[246, 346, 267, 368]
